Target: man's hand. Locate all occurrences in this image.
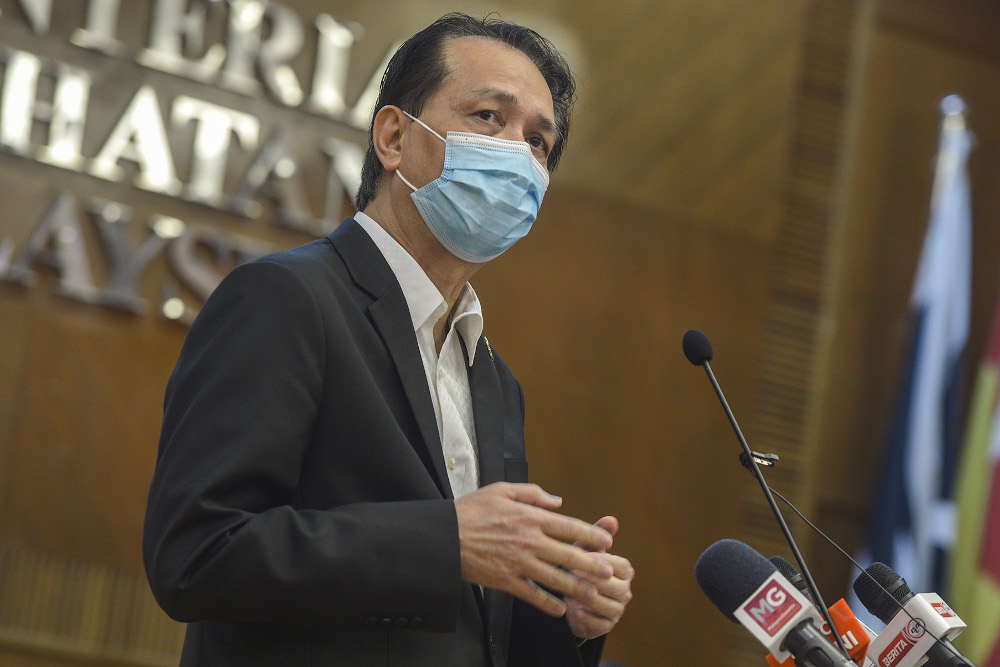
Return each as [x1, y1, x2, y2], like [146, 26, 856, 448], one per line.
[565, 516, 634, 640]
[454, 482, 614, 617]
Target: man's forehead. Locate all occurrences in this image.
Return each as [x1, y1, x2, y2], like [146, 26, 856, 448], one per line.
[440, 37, 555, 115]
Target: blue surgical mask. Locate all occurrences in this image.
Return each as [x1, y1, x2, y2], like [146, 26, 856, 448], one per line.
[396, 110, 549, 263]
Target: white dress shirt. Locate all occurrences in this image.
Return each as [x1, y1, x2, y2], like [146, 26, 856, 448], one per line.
[354, 212, 483, 498]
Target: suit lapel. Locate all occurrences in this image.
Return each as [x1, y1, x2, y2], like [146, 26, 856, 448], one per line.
[467, 335, 517, 659]
[468, 336, 505, 487]
[329, 219, 453, 499]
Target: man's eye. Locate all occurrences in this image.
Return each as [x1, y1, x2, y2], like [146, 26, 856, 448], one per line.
[477, 110, 499, 123]
[528, 136, 549, 156]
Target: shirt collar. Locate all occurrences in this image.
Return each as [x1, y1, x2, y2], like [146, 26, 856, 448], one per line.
[354, 212, 484, 365]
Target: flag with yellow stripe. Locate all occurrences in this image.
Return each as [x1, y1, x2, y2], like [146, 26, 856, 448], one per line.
[949, 298, 1000, 664]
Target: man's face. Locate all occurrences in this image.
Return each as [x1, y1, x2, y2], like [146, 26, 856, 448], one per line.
[398, 36, 557, 193]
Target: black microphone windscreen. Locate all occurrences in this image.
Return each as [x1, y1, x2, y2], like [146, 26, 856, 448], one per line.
[853, 562, 912, 623]
[683, 329, 714, 365]
[770, 555, 815, 604]
[695, 539, 776, 622]
[769, 556, 802, 585]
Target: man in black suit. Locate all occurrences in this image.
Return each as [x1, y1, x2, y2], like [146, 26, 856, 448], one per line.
[143, 12, 633, 666]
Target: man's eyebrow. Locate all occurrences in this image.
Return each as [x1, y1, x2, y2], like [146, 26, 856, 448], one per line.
[471, 87, 556, 136]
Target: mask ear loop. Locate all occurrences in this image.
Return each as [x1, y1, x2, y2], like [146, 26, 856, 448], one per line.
[396, 169, 418, 192]
[400, 109, 447, 143]
[395, 108, 447, 192]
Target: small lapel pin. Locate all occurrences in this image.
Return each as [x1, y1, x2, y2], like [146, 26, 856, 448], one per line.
[484, 336, 494, 361]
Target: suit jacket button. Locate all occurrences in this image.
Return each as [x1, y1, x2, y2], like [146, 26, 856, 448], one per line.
[410, 617, 424, 629]
[380, 617, 393, 626]
[395, 617, 408, 627]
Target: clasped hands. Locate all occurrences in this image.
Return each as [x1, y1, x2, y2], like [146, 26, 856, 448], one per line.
[454, 482, 634, 640]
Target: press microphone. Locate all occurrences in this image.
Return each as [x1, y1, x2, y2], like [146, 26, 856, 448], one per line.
[771, 556, 817, 606]
[695, 539, 857, 666]
[853, 563, 973, 667]
[766, 556, 874, 667]
[682, 328, 714, 365]
[683, 329, 850, 659]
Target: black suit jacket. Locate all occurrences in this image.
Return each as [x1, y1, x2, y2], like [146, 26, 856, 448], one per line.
[143, 219, 605, 666]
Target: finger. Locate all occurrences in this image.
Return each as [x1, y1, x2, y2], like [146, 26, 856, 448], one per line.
[537, 511, 613, 553]
[522, 556, 601, 604]
[566, 559, 633, 618]
[534, 538, 613, 580]
[509, 577, 567, 618]
[568, 606, 616, 639]
[578, 597, 626, 624]
[574, 516, 617, 552]
[571, 554, 633, 583]
[564, 570, 630, 609]
[571, 582, 629, 619]
[593, 516, 619, 539]
[605, 554, 633, 580]
[502, 482, 564, 510]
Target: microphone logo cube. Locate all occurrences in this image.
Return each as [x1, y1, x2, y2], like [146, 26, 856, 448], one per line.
[931, 602, 956, 618]
[742, 577, 803, 637]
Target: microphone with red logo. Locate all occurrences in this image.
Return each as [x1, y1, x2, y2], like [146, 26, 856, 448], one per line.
[853, 563, 973, 667]
[695, 539, 858, 667]
[765, 556, 875, 667]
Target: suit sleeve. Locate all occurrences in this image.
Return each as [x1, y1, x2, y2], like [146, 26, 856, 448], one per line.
[142, 259, 462, 630]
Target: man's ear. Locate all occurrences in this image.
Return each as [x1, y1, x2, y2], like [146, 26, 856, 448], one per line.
[373, 105, 405, 172]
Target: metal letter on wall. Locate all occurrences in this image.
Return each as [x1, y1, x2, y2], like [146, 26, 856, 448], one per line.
[255, 2, 305, 106]
[3, 192, 100, 303]
[138, 0, 226, 82]
[71, 0, 125, 55]
[228, 128, 327, 235]
[38, 63, 93, 170]
[0, 49, 43, 156]
[343, 43, 399, 130]
[221, 0, 305, 106]
[0, 49, 90, 167]
[10, 0, 52, 35]
[89, 85, 182, 195]
[89, 198, 171, 313]
[308, 14, 360, 118]
[321, 136, 363, 219]
[172, 95, 260, 206]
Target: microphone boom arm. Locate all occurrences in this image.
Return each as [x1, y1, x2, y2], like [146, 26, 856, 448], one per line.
[699, 358, 856, 662]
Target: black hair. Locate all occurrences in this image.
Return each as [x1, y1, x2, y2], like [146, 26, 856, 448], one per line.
[354, 12, 576, 211]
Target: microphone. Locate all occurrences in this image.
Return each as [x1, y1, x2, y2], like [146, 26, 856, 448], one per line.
[682, 329, 714, 365]
[766, 556, 874, 667]
[853, 563, 972, 667]
[695, 539, 857, 666]
[771, 556, 818, 606]
[683, 329, 850, 658]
